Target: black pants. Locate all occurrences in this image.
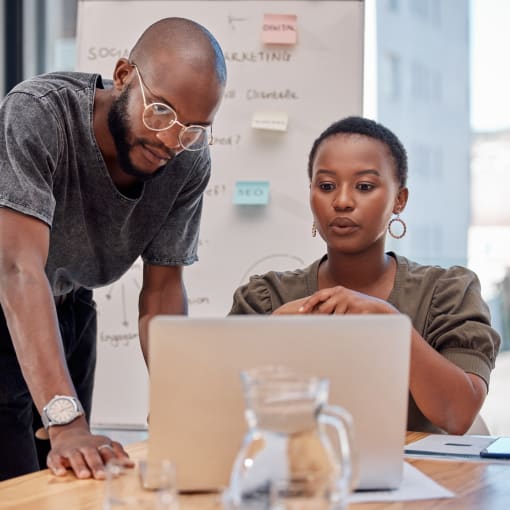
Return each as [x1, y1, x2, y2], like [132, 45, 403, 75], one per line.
[0, 288, 97, 481]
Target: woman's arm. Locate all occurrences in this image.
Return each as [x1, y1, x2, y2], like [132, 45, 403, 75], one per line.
[298, 284, 490, 434]
[408, 330, 486, 434]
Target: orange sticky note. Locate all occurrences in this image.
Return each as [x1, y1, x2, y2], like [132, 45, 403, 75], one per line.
[262, 13, 298, 45]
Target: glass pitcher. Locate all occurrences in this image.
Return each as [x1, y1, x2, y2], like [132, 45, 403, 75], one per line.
[226, 366, 357, 510]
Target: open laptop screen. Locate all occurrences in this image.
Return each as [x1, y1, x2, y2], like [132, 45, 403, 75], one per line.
[147, 314, 411, 491]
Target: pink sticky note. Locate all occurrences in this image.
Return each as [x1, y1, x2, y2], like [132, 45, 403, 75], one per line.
[262, 13, 298, 45]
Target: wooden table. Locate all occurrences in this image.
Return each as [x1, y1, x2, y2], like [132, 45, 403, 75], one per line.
[1, 432, 509, 509]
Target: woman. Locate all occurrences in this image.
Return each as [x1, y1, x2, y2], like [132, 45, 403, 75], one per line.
[230, 116, 500, 434]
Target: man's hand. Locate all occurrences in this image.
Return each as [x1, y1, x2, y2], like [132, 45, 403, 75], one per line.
[47, 419, 133, 479]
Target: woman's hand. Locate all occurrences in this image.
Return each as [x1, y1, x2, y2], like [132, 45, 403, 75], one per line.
[297, 286, 398, 315]
[273, 297, 310, 315]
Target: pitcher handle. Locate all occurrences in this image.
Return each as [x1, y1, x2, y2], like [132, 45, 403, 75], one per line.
[320, 404, 359, 491]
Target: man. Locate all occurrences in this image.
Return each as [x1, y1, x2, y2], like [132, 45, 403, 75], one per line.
[0, 17, 226, 481]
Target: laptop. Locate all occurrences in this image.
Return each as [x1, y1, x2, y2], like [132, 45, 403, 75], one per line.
[147, 314, 411, 491]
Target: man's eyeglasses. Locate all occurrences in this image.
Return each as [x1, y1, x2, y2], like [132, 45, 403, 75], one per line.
[131, 63, 213, 152]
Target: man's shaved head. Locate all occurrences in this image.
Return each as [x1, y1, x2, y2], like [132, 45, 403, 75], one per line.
[129, 17, 226, 85]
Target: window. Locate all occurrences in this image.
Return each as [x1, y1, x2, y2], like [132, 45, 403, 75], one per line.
[387, 0, 399, 12]
[411, 60, 442, 103]
[412, 144, 443, 178]
[11, 0, 78, 84]
[382, 52, 402, 101]
[409, 0, 441, 25]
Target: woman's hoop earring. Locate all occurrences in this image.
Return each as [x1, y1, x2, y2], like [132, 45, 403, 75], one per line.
[312, 222, 317, 238]
[388, 215, 407, 239]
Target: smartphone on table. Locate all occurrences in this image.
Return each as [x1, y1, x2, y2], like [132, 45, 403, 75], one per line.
[480, 437, 510, 459]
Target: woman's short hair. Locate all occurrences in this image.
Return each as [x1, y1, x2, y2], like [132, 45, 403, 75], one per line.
[307, 116, 408, 188]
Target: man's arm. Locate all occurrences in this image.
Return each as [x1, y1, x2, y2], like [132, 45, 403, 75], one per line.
[0, 207, 131, 478]
[138, 264, 187, 365]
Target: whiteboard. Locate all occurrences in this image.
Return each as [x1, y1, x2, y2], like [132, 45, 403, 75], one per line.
[76, 0, 364, 427]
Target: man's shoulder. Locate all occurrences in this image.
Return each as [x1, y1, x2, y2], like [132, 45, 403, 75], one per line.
[164, 146, 212, 178]
[8, 72, 102, 98]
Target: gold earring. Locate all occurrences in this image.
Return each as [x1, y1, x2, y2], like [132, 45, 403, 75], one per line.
[312, 222, 317, 238]
[388, 214, 407, 239]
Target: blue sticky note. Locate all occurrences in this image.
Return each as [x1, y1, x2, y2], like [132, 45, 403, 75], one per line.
[234, 181, 270, 205]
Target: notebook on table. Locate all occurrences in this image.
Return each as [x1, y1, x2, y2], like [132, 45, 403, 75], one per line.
[147, 314, 411, 491]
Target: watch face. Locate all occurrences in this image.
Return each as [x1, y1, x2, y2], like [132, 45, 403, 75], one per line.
[48, 397, 78, 424]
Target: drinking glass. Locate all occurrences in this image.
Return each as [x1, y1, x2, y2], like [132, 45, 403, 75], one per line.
[103, 458, 178, 510]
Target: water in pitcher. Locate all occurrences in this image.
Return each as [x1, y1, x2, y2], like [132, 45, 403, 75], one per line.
[226, 367, 355, 510]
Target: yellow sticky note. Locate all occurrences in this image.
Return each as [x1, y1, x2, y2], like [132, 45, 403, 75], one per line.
[262, 13, 298, 45]
[252, 111, 288, 132]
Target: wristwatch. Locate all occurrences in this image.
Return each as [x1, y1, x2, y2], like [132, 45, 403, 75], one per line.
[41, 395, 84, 430]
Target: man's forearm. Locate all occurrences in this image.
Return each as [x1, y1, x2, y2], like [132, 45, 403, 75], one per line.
[0, 273, 77, 413]
[138, 281, 188, 366]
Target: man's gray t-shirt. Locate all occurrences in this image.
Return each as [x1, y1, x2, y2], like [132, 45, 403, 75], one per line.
[0, 72, 210, 295]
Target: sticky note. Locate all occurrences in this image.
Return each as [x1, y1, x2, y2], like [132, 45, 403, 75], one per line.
[252, 111, 288, 132]
[262, 13, 298, 45]
[234, 181, 270, 205]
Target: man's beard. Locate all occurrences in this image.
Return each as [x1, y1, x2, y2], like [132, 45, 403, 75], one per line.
[107, 85, 167, 182]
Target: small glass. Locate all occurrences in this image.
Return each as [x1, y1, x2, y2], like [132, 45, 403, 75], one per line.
[103, 458, 178, 510]
[270, 475, 334, 510]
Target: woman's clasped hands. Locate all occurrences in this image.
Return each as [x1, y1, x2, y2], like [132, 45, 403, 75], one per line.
[274, 287, 398, 316]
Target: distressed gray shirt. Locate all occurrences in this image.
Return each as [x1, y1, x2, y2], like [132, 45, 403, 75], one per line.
[0, 72, 210, 295]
